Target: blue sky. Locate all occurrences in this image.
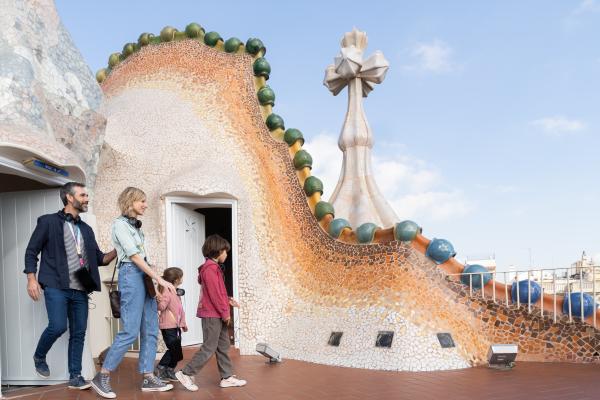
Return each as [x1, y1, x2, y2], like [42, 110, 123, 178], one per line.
[55, 0, 600, 271]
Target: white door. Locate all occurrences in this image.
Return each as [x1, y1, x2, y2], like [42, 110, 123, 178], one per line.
[0, 190, 75, 384]
[170, 204, 205, 346]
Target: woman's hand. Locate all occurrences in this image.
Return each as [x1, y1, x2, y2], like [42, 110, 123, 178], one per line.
[229, 298, 240, 308]
[182, 325, 188, 332]
[157, 278, 176, 294]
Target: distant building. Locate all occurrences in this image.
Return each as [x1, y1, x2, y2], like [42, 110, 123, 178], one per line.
[463, 256, 496, 272]
[541, 252, 600, 302]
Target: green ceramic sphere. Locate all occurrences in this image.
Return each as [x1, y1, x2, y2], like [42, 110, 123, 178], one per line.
[160, 26, 178, 42]
[283, 128, 305, 146]
[149, 35, 162, 45]
[257, 86, 275, 106]
[314, 201, 335, 221]
[204, 31, 223, 47]
[393, 220, 422, 242]
[356, 222, 379, 244]
[108, 53, 121, 68]
[303, 176, 323, 196]
[138, 33, 153, 46]
[185, 22, 204, 38]
[245, 38, 266, 55]
[224, 37, 242, 53]
[265, 113, 285, 131]
[328, 218, 351, 239]
[96, 68, 107, 83]
[293, 150, 313, 170]
[122, 43, 135, 57]
[253, 57, 271, 80]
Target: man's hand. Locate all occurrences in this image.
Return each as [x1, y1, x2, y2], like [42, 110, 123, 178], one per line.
[182, 326, 188, 332]
[223, 318, 231, 326]
[27, 274, 42, 301]
[103, 249, 117, 264]
[229, 298, 240, 308]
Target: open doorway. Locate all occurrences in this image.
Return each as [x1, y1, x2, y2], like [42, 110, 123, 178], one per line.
[165, 196, 239, 348]
[195, 207, 234, 344]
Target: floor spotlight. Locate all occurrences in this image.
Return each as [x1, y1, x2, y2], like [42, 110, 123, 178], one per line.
[487, 344, 518, 370]
[256, 343, 282, 363]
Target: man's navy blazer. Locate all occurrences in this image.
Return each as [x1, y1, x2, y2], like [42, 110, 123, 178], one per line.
[24, 212, 109, 292]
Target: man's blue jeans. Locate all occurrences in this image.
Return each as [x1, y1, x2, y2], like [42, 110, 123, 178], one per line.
[102, 262, 158, 373]
[34, 287, 88, 379]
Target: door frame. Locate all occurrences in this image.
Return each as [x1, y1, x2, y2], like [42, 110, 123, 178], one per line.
[165, 196, 239, 348]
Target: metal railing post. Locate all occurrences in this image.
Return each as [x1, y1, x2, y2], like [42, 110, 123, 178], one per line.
[567, 268, 572, 323]
[553, 272, 557, 323]
[540, 268, 544, 318]
[594, 266, 597, 328]
[580, 270, 584, 320]
[492, 272, 496, 303]
[527, 270, 532, 313]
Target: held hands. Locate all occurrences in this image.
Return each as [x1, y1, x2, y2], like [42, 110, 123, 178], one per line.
[157, 277, 176, 294]
[27, 275, 42, 301]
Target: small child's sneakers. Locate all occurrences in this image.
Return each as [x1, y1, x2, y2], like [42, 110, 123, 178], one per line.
[220, 375, 247, 388]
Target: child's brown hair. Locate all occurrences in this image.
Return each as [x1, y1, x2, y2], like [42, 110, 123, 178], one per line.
[159, 267, 183, 293]
[202, 234, 231, 259]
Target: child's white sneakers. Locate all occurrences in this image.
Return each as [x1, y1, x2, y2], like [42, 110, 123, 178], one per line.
[220, 375, 247, 388]
[175, 370, 199, 391]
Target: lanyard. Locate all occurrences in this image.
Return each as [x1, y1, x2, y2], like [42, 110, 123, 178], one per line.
[67, 223, 84, 267]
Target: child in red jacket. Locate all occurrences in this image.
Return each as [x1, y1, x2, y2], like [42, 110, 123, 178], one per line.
[176, 235, 246, 391]
[156, 267, 188, 382]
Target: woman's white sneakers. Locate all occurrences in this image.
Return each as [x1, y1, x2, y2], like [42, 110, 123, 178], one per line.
[220, 375, 247, 388]
[175, 370, 199, 391]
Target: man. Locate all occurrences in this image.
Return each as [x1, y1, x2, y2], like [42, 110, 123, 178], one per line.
[24, 182, 117, 390]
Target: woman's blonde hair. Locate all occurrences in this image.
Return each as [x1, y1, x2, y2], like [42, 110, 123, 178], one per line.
[117, 187, 146, 216]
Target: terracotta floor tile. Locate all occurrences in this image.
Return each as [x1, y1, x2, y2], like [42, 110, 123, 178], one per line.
[3, 348, 600, 400]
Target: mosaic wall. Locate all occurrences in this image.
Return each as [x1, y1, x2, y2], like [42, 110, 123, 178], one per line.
[0, 0, 105, 184]
[92, 39, 600, 371]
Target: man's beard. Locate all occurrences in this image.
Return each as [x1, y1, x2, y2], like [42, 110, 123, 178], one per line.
[73, 199, 88, 213]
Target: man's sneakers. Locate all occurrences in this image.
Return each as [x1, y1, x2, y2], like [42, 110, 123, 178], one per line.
[33, 356, 50, 378]
[68, 375, 91, 390]
[220, 375, 247, 388]
[175, 370, 199, 391]
[141, 374, 174, 392]
[90, 372, 116, 399]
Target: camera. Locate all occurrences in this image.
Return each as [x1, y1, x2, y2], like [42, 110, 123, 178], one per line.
[176, 288, 185, 297]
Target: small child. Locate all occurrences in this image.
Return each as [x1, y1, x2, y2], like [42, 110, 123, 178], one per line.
[156, 267, 188, 382]
[175, 235, 246, 391]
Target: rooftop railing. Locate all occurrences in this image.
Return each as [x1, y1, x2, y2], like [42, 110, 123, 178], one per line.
[446, 266, 600, 328]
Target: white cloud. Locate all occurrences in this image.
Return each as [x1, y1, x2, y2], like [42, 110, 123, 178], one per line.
[564, 0, 600, 29]
[531, 116, 586, 136]
[303, 132, 471, 222]
[407, 40, 456, 73]
[573, 0, 600, 15]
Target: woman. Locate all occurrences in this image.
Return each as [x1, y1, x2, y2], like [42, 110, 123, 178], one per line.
[91, 187, 175, 399]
